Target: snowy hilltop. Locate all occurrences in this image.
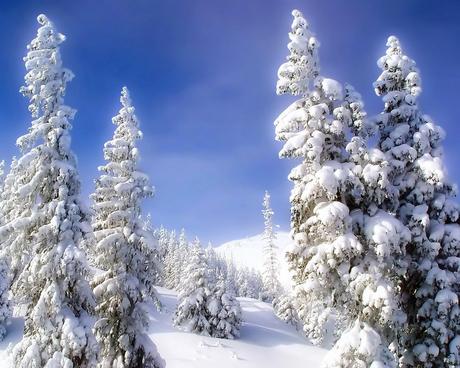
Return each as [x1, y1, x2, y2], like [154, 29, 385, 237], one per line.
[215, 231, 294, 288]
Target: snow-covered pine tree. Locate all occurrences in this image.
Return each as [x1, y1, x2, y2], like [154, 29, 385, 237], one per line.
[152, 225, 178, 287]
[0, 161, 4, 189]
[163, 230, 179, 290]
[0, 157, 35, 293]
[273, 292, 298, 327]
[235, 266, 263, 299]
[207, 275, 242, 339]
[0, 258, 10, 342]
[173, 238, 212, 335]
[205, 243, 219, 287]
[275, 12, 413, 364]
[173, 229, 190, 292]
[141, 215, 163, 289]
[0, 14, 99, 367]
[225, 257, 238, 296]
[374, 36, 460, 367]
[91, 87, 164, 368]
[319, 84, 412, 366]
[152, 225, 168, 252]
[261, 191, 281, 302]
[0, 160, 11, 342]
[276, 9, 319, 97]
[275, 9, 365, 344]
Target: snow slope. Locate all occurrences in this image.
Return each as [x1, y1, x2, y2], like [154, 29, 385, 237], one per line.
[151, 287, 326, 367]
[0, 287, 326, 367]
[215, 231, 294, 288]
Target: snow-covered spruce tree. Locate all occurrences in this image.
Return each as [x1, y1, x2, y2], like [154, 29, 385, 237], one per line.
[235, 266, 263, 299]
[0, 160, 4, 188]
[163, 230, 179, 290]
[0, 258, 11, 342]
[141, 215, 163, 288]
[91, 87, 164, 368]
[275, 9, 365, 344]
[0, 160, 12, 342]
[273, 292, 298, 327]
[276, 11, 412, 363]
[174, 229, 191, 292]
[152, 225, 180, 288]
[205, 243, 219, 287]
[374, 36, 460, 367]
[276, 9, 319, 96]
[261, 191, 281, 302]
[225, 258, 238, 296]
[207, 275, 242, 339]
[173, 238, 212, 335]
[0, 14, 99, 367]
[319, 84, 412, 366]
[0, 157, 22, 286]
[164, 228, 190, 291]
[152, 225, 168, 253]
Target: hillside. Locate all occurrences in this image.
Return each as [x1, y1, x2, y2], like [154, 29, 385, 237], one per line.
[0, 287, 327, 367]
[215, 231, 294, 287]
[151, 287, 326, 367]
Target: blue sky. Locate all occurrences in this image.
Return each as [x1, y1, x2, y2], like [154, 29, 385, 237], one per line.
[0, 1, 459, 244]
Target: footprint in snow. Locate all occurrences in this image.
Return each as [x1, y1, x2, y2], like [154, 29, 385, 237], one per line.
[199, 340, 228, 349]
[231, 352, 240, 360]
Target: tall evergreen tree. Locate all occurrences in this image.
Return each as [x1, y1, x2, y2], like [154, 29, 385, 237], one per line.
[261, 191, 281, 302]
[374, 36, 460, 367]
[326, 85, 413, 366]
[91, 87, 164, 368]
[0, 14, 98, 367]
[275, 9, 363, 344]
[276, 11, 412, 365]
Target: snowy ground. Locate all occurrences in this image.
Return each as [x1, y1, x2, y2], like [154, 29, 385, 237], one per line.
[0, 287, 326, 367]
[151, 287, 326, 367]
[215, 231, 294, 288]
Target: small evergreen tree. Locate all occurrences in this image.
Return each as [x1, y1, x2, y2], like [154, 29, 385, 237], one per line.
[173, 238, 212, 335]
[207, 275, 242, 339]
[225, 258, 238, 296]
[234, 266, 263, 299]
[174, 229, 190, 291]
[91, 87, 164, 368]
[273, 293, 298, 327]
[261, 191, 281, 302]
[205, 243, 219, 287]
[163, 230, 179, 290]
